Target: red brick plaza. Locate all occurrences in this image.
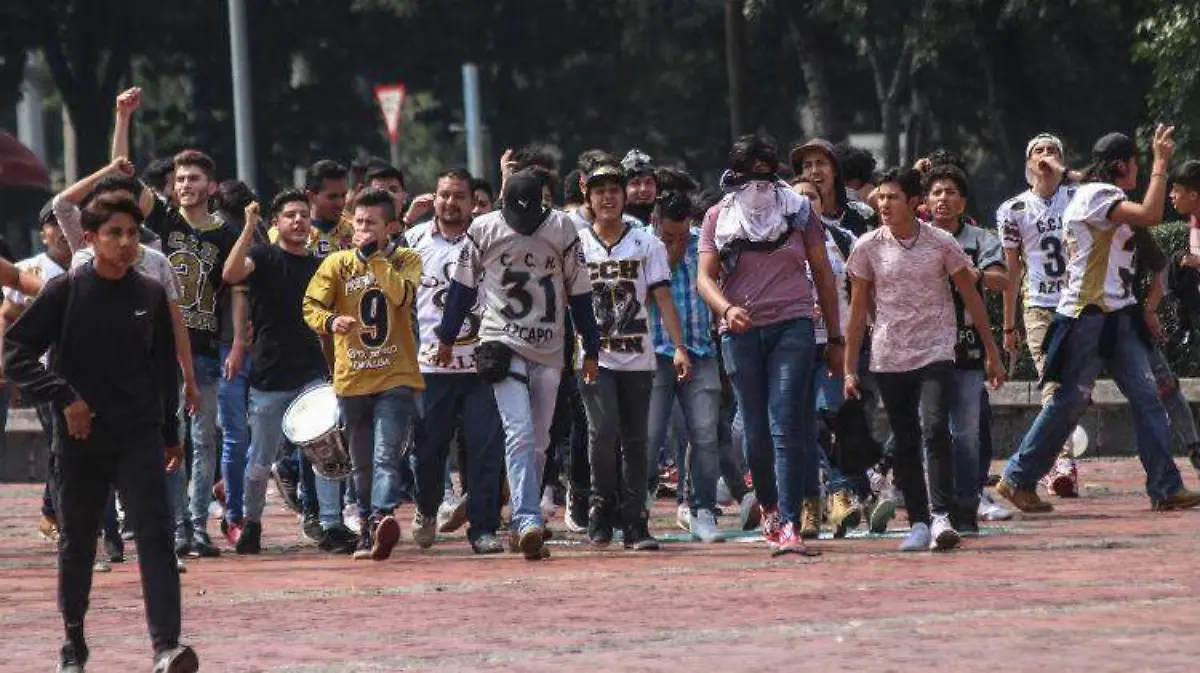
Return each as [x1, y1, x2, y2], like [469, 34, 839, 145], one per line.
[2, 459, 1198, 672]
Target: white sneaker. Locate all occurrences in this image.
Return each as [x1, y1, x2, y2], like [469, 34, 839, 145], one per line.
[436, 494, 469, 533]
[690, 509, 721, 543]
[930, 514, 960, 551]
[342, 503, 362, 534]
[93, 558, 112, 573]
[715, 478, 734, 506]
[540, 487, 557, 521]
[564, 507, 587, 534]
[978, 490, 1013, 522]
[898, 523, 931, 552]
[676, 503, 691, 532]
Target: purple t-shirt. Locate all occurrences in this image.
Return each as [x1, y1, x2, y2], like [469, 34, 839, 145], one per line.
[699, 204, 823, 329]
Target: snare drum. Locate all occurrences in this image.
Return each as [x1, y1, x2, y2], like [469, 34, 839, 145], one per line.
[282, 384, 352, 480]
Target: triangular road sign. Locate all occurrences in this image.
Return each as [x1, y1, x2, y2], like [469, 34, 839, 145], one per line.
[374, 83, 407, 141]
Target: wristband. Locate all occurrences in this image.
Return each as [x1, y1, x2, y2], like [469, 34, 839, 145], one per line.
[723, 304, 736, 320]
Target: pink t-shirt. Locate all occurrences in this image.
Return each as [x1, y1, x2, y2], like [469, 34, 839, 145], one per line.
[846, 222, 971, 373]
[699, 203, 824, 329]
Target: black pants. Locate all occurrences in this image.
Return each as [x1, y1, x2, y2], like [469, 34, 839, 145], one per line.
[579, 368, 653, 526]
[875, 361, 955, 526]
[38, 404, 59, 518]
[56, 429, 180, 653]
[557, 373, 591, 505]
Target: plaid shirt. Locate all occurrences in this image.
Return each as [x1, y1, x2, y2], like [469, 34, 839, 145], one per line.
[650, 228, 715, 358]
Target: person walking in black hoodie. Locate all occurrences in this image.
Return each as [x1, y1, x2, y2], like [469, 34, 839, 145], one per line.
[3, 196, 198, 673]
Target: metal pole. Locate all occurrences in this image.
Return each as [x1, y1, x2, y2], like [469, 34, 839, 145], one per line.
[724, 0, 745, 140]
[389, 137, 402, 171]
[462, 63, 484, 179]
[228, 0, 257, 188]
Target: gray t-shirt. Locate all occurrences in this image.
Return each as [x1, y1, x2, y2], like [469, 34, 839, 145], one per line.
[947, 219, 1004, 369]
[71, 245, 182, 303]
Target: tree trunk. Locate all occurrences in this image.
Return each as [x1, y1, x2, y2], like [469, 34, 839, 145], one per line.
[724, 0, 745, 140]
[784, 8, 843, 141]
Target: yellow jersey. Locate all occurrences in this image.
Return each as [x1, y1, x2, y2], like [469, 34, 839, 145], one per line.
[303, 246, 424, 396]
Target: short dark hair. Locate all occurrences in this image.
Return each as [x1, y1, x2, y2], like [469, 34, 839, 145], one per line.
[142, 158, 174, 192]
[471, 178, 494, 201]
[365, 164, 406, 189]
[878, 167, 924, 200]
[925, 148, 967, 172]
[1170, 160, 1200, 192]
[655, 166, 699, 194]
[354, 187, 397, 222]
[92, 175, 140, 199]
[923, 164, 970, 198]
[351, 156, 389, 185]
[657, 191, 693, 222]
[173, 149, 216, 179]
[215, 180, 258, 219]
[270, 189, 309, 218]
[513, 143, 557, 173]
[577, 149, 615, 173]
[81, 196, 145, 233]
[834, 143, 877, 185]
[562, 169, 584, 205]
[728, 135, 780, 173]
[436, 168, 474, 185]
[305, 159, 348, 193]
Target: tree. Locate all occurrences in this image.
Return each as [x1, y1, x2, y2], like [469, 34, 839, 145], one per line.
[1135, 0, 1200, 157]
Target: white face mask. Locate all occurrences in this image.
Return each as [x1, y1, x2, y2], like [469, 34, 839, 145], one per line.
[736, 181, 777, 215]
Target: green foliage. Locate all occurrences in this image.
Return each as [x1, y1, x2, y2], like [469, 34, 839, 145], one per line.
[1135, 2, 1200, 157]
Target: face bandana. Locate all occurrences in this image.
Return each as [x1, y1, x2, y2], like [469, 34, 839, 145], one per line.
[735, 180, 778, 216]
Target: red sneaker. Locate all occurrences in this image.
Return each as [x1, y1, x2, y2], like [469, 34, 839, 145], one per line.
[761, 506, 783, 548]
[775, 521, 808, 554]
[223, 520, 243, 547]
[1045, 458, 1079, 498]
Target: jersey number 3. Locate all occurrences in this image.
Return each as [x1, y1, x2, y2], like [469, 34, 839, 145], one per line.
[499, 269, 557, 323]
[1040, 237, 1067, 278]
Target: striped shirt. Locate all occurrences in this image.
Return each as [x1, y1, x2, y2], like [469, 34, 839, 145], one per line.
[650, 229, 715, 359]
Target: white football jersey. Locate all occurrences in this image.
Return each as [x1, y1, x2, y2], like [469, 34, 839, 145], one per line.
[5, 253, 65, 307]
[406, 221, 482, 374]
[452, 209, 591, 368]
[577, 224, 672, 371]
[1057, 182, 1135, 317]
[809, 228, 854, 345]
[998, 184, 1077, 308]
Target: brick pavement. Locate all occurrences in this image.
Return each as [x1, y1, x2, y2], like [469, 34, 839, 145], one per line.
[2, 458, 1199, 672]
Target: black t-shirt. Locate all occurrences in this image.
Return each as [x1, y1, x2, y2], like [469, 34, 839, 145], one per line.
[146, 198, 239, 357]
[246, 244, 327, 390]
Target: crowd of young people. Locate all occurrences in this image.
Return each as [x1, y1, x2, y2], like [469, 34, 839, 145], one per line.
[5, 87, 1200, 672]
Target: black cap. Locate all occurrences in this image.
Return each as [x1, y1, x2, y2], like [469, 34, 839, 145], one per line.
[39, 198, 57, 226]
[1092, 133, 1136, 163]
[621, 148, 654, 177]
[502, 169, 549, 235]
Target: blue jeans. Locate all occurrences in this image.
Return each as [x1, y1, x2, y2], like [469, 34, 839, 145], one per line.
[414, 374, 504, 539]
[1005, 311, 1184, 503]
[647, 356, 723, 512]
[1147, 343, 1200, 448]
[492, 355, 561, 534]
[720, 318, 818, 525]
[244, 381, 341, 525]
[171, 354, 220, 538]
[948, 368, 984, 508]
[340, 386, 417, 521]
[217, 346, 250, 523]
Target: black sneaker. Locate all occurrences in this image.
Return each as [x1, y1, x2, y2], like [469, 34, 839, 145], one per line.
[351, 521, 374, 561]
[301, 513, 323, 542]
[318, 524, 358, 554]
[586, 506, 613, 547]
[235, 521, 262, 555]
[622, 521, 660, 551]
[173, 536, 192, 557]
[470, 532, 504, 555]
[58, 638, 88, 673]
[152, 644, 199, 673]
[270, 460, 301, 514]
[188, 531, 220, 558]
[104, 535, 125, 563]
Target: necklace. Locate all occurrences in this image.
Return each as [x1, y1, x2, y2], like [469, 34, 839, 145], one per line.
[893, 224, 921, 251]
